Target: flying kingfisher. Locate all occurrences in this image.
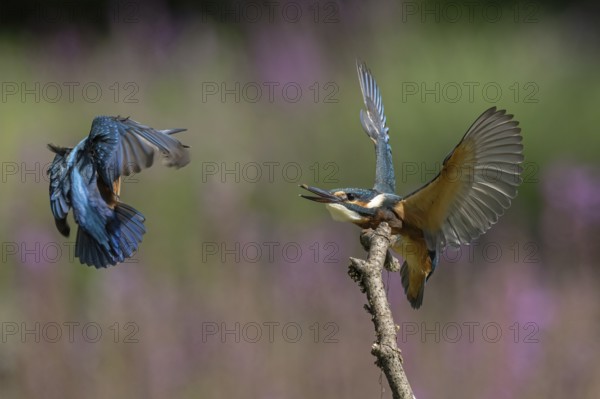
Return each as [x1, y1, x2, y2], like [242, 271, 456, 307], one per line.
[47, 116, 190, 268]
[300, 61, 524, 309]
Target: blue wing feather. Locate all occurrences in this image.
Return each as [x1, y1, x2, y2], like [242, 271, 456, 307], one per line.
[89, 116, 189, 188]
[356, 61, 395, 194]
[47, 144, 73, 236]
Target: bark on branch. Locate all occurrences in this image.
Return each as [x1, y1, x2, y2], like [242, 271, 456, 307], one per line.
[348, 222, 415, 399]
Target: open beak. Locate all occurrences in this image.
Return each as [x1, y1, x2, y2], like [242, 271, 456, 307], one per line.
[299, 184, 340, 203]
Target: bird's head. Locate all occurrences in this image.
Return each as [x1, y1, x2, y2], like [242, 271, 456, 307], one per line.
[300, 184, 401, 229]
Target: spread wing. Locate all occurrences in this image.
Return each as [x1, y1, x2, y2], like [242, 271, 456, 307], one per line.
[357, 61, 395, 194]
[89, 116, 190, 187]
[399, 107, 523, 249]
[47, 144, 73, 237]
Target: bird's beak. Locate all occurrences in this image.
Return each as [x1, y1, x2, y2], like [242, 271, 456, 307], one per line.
[299, 184, 340, 203]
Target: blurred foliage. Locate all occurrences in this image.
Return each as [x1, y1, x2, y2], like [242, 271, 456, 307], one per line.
[0, 1, 599, 398]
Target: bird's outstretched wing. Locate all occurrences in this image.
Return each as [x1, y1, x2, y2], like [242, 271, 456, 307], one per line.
[398, 107, 523, 249]
[357, 61, 395, 194]
[88, 116, 190, 187]
[47, 144, 73, 237]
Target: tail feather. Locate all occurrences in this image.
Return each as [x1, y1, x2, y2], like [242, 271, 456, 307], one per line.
[116, 203, 146, 234]
[75, 203, 145, 268]
[75, 227, 117, 268]
[400, 261, 426, 309]
[106, 202, 146, 260]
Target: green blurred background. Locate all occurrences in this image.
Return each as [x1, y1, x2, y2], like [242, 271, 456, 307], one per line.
[0, 0, 599, 398]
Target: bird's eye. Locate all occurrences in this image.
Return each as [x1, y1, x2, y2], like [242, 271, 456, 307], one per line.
[346, 193, 355, 201]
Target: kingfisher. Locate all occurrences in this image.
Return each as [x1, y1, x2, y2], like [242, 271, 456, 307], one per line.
[47, 116, 190, 268]
[300, 61, 523, 309]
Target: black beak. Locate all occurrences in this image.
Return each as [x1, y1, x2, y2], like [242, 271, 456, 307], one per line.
[299, 184, 340, 203]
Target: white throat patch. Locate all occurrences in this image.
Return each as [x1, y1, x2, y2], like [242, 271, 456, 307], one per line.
[366, 194, 386, 208]
[325, 203, 363, 223]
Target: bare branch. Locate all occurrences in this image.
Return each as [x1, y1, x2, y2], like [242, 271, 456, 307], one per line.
[349, 222, 415, 399]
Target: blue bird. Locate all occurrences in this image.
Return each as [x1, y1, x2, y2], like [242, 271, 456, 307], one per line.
[301, 61, 523, 309]
[47, 116, 189, 268]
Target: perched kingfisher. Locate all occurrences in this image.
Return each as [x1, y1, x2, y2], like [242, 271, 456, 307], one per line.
[301, 61, 523, 309]
[47, 116, 190, 268]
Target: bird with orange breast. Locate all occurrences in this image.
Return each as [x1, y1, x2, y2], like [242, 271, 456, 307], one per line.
[301, 61, 523, 309]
